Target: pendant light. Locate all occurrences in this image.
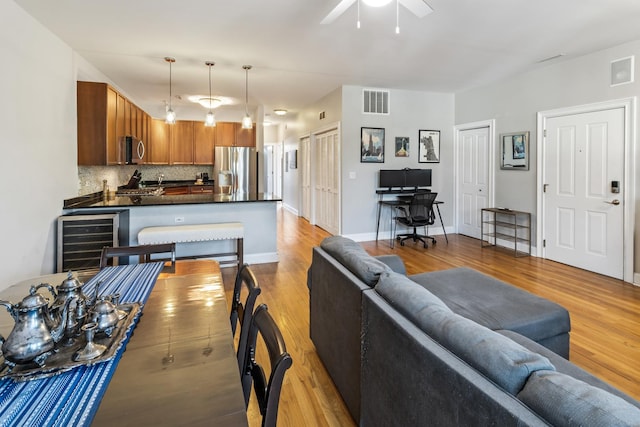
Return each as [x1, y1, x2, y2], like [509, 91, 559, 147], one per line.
[241, 65, 253, 129]
[204, 61, 216, 127]
[165, 57, 176, 124]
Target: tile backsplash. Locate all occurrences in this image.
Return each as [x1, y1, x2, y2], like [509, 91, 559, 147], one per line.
[78, 165, 214, 194]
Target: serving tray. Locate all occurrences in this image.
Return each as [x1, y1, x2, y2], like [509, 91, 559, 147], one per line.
[0, 302, 142, 382]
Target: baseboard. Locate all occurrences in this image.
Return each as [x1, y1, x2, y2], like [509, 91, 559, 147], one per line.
[633, 272, 640, 287]
[346, 226, 455, 244]
[282, 203, 298, 216]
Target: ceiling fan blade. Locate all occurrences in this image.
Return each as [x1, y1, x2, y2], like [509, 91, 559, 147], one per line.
[400, 0, 433, 18]
[321, 0, 357, 24]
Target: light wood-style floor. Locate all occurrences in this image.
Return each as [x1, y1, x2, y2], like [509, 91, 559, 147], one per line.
[221, 207, 640, 427]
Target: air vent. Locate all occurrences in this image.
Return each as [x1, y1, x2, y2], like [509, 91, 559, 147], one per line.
[363, 89, 390, 115]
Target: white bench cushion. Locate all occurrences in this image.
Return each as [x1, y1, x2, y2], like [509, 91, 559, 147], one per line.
[138, 223, 244, 244]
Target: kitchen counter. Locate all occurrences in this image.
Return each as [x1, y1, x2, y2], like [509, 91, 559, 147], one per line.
[62, 190, 281, 266]
[64, 191, 280, 209]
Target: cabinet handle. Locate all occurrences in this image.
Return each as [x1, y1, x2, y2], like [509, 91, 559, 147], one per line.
[137, 140, 145, 159]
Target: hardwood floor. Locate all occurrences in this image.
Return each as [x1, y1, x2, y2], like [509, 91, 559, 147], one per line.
[221, 207, 640, 426]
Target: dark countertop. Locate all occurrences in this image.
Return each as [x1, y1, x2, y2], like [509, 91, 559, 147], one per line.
[139, 180, 213, 188]
[64, 191, 281, 209]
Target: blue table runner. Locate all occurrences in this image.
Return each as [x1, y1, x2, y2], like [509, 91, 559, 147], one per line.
[0, 262, 164, 427]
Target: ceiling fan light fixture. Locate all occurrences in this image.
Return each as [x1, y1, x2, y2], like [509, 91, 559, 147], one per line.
[198, 97, 222, 109]
[274, 109, 287, 116]
[362, 0, 392, 6]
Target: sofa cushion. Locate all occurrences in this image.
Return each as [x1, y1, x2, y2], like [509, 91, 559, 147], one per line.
[518, 370, 640, 426]
[375, 271, 452, 314]
[320, 236, 390, 287]
[409, 267, 571, 353]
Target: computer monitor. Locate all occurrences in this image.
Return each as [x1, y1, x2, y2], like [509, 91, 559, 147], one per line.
[405, 169, 432, 188]
[379, 170, 406, 188]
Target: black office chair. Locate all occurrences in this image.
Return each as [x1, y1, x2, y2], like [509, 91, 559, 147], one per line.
[393, 191, 438, 248]
[230, 264, 262, 372]
[240, 304, 293, 427]
[99, 243, 176, 269]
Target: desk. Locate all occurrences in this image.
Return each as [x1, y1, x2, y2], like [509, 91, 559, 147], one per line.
[376, 192, 448, 245]
[92, 260, 248, 426]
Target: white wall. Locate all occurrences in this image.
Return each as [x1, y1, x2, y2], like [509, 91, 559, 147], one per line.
[455, 39, 640, 270]
[0, 1, 79, 290]
[340, 86, 455, 239]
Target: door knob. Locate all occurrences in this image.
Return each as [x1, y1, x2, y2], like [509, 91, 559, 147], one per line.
[604, 199, 621, 205]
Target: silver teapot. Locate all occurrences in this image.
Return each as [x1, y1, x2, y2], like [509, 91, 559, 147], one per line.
[0, 293, 72, 369]
[90, 295, 121, 337]
[30, 271, 88, 342]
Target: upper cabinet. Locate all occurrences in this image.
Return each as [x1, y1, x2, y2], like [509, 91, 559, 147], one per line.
[150, 119, 170, 164]
[215, 122, 256, 147]
[194, 124, 215, 165]
[78, 81, 150, 166]
[77, 82, 119, 165]
[170, 121, 194, 165]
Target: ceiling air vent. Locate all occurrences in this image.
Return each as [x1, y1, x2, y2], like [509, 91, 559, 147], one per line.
[363, 89, 390, 115]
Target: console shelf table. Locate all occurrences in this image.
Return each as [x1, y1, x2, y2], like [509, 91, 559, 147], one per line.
[481, 208, 531, 257]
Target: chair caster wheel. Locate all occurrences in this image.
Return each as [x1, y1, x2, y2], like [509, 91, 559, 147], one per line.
[400, 241, 405, 246]
[423, 244, 427, 248]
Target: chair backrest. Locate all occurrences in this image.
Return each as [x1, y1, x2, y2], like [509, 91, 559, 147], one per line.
[99, 243, 176, 269]
[240, 304, 293, 427]
[230, 264, 262, 371]
[408, 191, 438, 225]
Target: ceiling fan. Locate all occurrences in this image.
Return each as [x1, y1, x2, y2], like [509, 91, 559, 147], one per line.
[321, 0, 433, 25]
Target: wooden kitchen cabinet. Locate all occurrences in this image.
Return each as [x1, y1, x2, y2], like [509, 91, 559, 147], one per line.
[162, 186, 189, 195]
[236, 123, 256, 147]
[170, 121, 194, 164]
[77, 82, 120, 165]
[194, 124, 215, 164]
[190, 185, 214, 194]
[214, 122, 256, 147]
[150, 118, 170, 164]
[215, 122, 236, 147]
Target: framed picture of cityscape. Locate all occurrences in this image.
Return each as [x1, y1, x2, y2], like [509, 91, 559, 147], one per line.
[361, 127, 385, 163]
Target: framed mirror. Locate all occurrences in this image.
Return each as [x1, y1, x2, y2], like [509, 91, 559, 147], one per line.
[500, 131, 529, 170]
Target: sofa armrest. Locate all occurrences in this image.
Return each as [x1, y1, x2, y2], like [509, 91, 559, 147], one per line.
[375, 255, 406, 275]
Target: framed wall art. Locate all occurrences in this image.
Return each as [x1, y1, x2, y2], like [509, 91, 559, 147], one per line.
[418, 130, 440, 163]
[500, 131, 529, 170]
[395, 137, 409, 157]
[361, 127, 385, 163]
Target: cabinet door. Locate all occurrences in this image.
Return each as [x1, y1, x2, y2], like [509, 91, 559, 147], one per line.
[163, 186, 189, 195]
[170, 121, 194, 164]
[194, 124, 215, 164]
[124, 99, 132, 136]
[235, 123, 256, 147]
[150, 119, 170, 164]
[106, 87, 119, 164]
[215, 122, 236, 146]
[116, 94, 125, 142]
[77, 82, 110, 165]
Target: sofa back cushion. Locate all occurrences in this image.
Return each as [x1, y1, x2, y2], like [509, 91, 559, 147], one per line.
[518, 370, 640, 426]
[375, 271, 453, 314]
[320, 236, 390, 287]
[377, 271, 555, 395]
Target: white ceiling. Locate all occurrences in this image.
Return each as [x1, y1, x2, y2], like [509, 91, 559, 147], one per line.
[14, 0, 640, 124]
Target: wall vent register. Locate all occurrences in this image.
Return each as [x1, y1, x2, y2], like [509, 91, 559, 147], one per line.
[363, 89, 390, 114]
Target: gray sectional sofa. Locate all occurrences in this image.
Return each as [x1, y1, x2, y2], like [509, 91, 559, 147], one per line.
[308, 236, 640, 426]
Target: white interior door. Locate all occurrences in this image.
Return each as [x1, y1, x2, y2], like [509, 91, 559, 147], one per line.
[543, 108, 624, 279]
[314, 128, 340, 234]
[457, 126, 490, 238]
[300, 136, 311, 220]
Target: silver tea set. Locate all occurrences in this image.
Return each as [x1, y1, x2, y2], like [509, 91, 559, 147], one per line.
[0, 272, 125, 371]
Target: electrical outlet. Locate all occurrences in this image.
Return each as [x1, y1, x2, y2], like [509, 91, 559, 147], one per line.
[174, 217, 185, 223]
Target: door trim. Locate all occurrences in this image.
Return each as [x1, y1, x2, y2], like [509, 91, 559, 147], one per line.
[537, 98, 636, 283]
[454, 119, 496, 233]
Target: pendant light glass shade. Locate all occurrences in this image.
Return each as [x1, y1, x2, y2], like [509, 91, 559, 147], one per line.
[241, 65, 252, 129]
[204, 61, 216, 127]
[165, 57, 176, 124]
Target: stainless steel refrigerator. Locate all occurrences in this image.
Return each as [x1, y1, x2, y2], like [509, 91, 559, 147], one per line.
[213, 146, 258, 196]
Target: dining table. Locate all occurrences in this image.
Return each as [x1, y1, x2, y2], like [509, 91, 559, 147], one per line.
[0, 260, 248, 427]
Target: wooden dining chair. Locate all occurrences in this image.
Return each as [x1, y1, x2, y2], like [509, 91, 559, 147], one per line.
[99, 243, 176, 269]
[240, 304, 293, 427]
[230, 263, 262, 371]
